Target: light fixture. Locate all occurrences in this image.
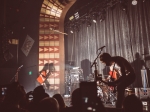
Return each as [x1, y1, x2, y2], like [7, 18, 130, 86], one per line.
[67, 22, 74, 33]
[120, 0, 127, 11]
[132, 0, 137, 5]
[92, 13, 98, 23]
[122, 4, 127, 11]
[70, 30, 73, 33]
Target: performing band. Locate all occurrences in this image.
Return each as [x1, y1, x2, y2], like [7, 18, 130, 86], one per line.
[36, 53, 136, 108]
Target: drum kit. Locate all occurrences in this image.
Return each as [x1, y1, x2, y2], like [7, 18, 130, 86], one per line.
[97, 80, 117, 105]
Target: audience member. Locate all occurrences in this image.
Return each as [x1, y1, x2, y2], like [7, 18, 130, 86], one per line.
[0, 82, 28, 112]
[123, 94, 143, 112]
[62, 88, 107, 112]
[27, 85, 49, 112]
[37, 97, 59, 112]
[53, 94, 67, 112]
[61, 88, 81, 112]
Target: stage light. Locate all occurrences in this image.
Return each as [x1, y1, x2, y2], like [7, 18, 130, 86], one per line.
[92, 13, 98, 23]
[93, 20, 97, 23]
[132, 0, 137, 5]
[70, 30, 73, 33]
[69, 16, 74, 21]
[122, 5, 127, 11]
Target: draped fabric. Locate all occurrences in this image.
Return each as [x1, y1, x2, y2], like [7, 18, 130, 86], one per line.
[64, 0, 150, 87]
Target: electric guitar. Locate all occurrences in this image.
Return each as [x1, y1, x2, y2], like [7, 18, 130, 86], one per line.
[37, 71, 51, 84]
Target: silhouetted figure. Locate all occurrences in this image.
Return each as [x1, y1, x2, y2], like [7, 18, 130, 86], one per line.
[123, 94, 143, 112]
[81, 59, 92, 81]
[61, 88, 82, 112]
[62, 88, 107, 112]
[28, 85, 49, 112]
[37, 97, 59, 112]
[0, 82, 28, 112]
[131, 52, 145, 87]
[53, 94, 67, 112]
[99, 53, 136, 108]
[37, 63, 55, 90]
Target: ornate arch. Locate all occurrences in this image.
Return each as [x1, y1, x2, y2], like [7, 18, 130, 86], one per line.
[38, 0, 75, 95]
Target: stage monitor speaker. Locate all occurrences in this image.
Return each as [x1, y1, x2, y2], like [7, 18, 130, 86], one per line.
[135, 88, 150, 99]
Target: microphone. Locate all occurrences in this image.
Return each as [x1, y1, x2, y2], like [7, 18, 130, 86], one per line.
[98, 46, 106, 50]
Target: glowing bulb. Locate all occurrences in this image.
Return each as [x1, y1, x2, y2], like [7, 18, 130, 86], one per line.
[70, 30, 73, 33]
[132, 0, 137, 5]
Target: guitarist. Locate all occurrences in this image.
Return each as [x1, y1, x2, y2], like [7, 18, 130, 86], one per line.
[37, 63, 55, 89]
[106, 64, 121, 82]
[105, 64, 120, 94]
[99, 53, 136, 108]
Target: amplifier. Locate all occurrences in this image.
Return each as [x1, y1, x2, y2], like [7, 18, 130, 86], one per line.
[71, 74, 79, 83]
[135, 88, 150, 99]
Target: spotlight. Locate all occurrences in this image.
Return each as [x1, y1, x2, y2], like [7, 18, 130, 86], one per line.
[70, 30, 73, 33]
[132, 0, 137, 5]
[93, 20, 97, 23]
[120, 3, 127, 11]
[120, 0, 127, 11]
[68, 22, 74, 33]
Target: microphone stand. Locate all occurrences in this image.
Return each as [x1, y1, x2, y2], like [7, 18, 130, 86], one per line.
[91, 49, 103, 82]
[10, 66, 22, 83]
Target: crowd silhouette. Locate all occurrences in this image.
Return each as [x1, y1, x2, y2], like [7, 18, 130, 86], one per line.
[0, 81, 145, 112]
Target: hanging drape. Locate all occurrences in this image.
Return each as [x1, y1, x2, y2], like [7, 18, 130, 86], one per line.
[65, 0, 150, 87]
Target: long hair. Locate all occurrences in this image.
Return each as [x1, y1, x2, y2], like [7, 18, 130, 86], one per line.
[41, 63, 55, 72]
[100, 53, 112, 62]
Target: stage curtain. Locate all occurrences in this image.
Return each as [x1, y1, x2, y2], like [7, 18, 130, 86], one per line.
[65, 0, 150, 87]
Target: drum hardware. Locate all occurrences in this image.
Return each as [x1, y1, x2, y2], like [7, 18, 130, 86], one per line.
[97, 80, 117, 105]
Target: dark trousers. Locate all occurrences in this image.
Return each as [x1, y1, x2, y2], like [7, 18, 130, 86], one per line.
[116, 74, 135, 108]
